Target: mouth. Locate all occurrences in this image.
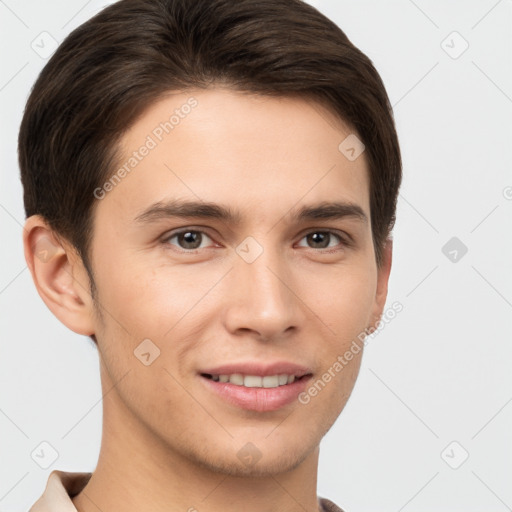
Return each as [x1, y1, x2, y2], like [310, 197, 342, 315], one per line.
[200, 372, 312, 388]
[198, 371, 313, 412]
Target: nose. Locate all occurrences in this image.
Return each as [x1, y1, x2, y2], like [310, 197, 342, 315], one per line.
[222, 241, 302, 341]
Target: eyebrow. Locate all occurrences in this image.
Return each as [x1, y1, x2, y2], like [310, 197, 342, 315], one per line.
[134, 198, 368, 225]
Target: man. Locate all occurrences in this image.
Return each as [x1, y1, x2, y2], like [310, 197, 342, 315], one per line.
[20, 0, 402, 511]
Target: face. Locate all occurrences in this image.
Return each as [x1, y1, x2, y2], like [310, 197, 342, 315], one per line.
[35, 87, 391, 476]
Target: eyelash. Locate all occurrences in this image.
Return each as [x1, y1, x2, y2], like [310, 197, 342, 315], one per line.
[161, 227, 352, 254]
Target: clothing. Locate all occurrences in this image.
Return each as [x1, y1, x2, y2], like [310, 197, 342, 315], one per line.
[29, 470, 345, 512]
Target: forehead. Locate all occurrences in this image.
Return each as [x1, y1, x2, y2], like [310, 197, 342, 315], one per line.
[96, 87, 370, 226]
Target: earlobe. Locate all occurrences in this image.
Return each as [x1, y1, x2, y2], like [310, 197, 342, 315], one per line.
[23, 215, 96, 336]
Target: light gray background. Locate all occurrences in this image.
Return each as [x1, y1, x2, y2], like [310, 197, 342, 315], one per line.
[1, 1, 511, 510]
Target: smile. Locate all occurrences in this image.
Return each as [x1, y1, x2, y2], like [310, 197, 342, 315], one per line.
[201, 373, 307, 388]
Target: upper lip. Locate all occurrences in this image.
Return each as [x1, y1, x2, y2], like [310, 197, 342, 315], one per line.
[199, 361, 313, 378]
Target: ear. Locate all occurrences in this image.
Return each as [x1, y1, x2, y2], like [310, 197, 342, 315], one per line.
[368, 238, 393, 332]
[23, 215, 96, 336]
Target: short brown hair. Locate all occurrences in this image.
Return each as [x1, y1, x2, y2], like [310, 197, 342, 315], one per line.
[19, 0, 402, 298]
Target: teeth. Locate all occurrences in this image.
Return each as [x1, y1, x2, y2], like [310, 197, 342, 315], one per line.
[244, 375, 262, 387]
[262, 376, 278, 388]
[230, 373, 244, 386]
[208, 373, 298, 388]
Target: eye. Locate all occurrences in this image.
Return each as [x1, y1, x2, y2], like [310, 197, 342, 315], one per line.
[296, 230, 346, 250]
[162, 228, 350, 253]
[163, 229, 215, 251]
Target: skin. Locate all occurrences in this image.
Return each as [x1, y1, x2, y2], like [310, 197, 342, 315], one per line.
[23, 87, 392, 512]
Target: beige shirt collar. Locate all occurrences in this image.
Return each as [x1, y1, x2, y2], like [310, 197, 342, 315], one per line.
[29, 470, 91, 512]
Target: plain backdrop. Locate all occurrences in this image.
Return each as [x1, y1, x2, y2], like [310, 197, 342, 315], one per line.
[1, 1, 511, 511]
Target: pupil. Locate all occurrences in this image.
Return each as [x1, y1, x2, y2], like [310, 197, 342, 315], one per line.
[309, 232, 329, 248]
[180, 231, 201, 249]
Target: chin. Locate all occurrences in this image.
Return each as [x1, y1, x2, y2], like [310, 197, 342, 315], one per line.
[187, 441, 312, 478]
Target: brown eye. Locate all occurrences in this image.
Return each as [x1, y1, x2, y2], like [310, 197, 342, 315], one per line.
[297, 231, 344, 250]
[164, 230, 214, 250]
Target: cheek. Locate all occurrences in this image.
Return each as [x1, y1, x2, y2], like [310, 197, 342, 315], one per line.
[302, 264, 374, 411]
[311, 263, 377, 340]
[92, 259, 229, 389]
[94, 257, 191, 337]
[92, 261, 199, 421]
[295, 344, 363, 444]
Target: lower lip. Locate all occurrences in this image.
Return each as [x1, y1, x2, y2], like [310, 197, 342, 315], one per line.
[199, 374, 312, 412]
